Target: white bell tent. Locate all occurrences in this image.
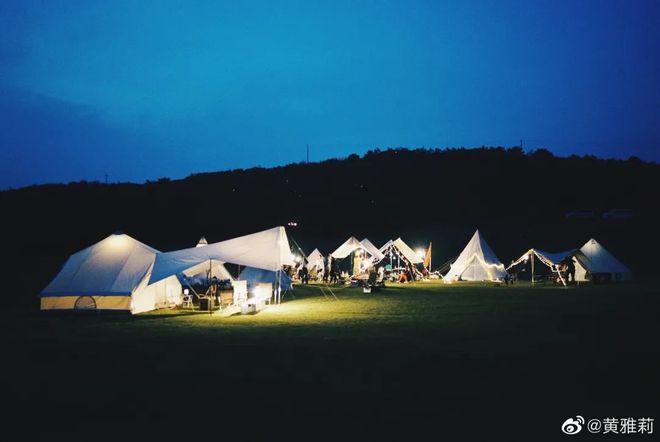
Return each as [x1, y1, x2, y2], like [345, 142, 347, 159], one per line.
[379, 238, 423, 265]
[41, 233, 182, 314]
[579, 238, 632, 281]
[443, 230, 508, 282]
[149, 226, 295, 303]
[305, 248, 325, 272]
[196, 236, 209, 247]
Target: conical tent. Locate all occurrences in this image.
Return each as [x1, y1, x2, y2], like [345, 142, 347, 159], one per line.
[379, 237, 423, 264]
[443, 230, 507, 282]
[196, 236, 208, 247]
[577, 238, 632, 281]
[41, 233, 182, 314]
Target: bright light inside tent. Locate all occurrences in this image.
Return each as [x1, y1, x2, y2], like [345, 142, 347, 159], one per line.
[252, 285, 271, 301]
[416, 249, 426, 259]
[183, 288, 189, 295]
[293, 255, 301, 263]
[106, 233, 130, 250]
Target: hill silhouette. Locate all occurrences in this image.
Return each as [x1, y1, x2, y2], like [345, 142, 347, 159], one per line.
[2, 147, 659, 284]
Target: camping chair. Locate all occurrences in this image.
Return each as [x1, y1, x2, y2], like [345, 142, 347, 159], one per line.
[182, 289, 194, 310]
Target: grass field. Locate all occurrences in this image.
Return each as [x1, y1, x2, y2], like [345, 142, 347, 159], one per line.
[5, 280, 659, 440]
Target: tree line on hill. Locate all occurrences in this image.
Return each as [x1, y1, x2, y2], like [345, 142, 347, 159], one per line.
[2, 147, 658, 276]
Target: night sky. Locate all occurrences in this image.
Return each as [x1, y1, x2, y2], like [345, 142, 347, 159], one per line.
[1, 0, 658, 188]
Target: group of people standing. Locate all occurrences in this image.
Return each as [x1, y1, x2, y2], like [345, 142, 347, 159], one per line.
[296, 252, 427, 285]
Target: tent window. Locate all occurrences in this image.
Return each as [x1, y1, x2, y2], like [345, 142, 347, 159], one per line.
[74, 296, 97, 310]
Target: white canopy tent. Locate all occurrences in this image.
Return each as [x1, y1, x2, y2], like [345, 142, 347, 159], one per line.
[443, 230, 508, 283]
[149, 226, 295, 303]
[379, 237, 423, 265]
[330, 236, 384, 275]
[579, 238, 632, 281]
[507, 248, 587, 285]
[186, 237, 234, 285]
[305, 248, 325, 272]
[360, 238, 385, 263]
[508, 238, 632, 284]
[330, 237, 363, 259]
[41, 233, 182, 314]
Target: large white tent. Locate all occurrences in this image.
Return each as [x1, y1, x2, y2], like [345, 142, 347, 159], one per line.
[149, 226, 295, 285]
[379, 237, 423, 265]
[579, 238, 632, 281]
[443, 230, 508, 282]
[41, 233, 182, 314]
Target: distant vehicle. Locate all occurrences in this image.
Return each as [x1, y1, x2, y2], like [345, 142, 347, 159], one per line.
[602, 209, 634, 220]
[564, 210, 595, 219]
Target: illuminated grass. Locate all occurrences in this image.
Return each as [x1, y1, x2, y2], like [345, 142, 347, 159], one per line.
[5, 281, 659, 439]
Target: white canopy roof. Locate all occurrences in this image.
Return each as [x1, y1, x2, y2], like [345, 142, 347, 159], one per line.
[444, 230, 507, 282]
[149, 226, 294, 284]
[508, 248, 577, 269]
[330, 236, 384, 262]
[579, 238, 632, 277]
[306, 248, 324, 270]
[360, 238, 385, 262]
[331, 237, 363, 259]
[379, 237, 423, 264]
[42, 233, 159, 296]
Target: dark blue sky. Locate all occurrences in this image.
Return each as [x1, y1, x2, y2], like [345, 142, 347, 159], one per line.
[1, 0, 658, 188]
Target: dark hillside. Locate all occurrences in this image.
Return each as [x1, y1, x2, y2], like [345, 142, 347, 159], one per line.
[2, 147, 658, 288]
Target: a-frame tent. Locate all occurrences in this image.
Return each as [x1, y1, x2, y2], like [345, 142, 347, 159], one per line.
[443, 230, 508, 282]
[359, 238, 385, 263]
[330, 237, 364, 259]
[41, 233, 182, 314]
[330, 236, 384, 275]
[379, 237, 423, 265]
[305, 248, 325, 272]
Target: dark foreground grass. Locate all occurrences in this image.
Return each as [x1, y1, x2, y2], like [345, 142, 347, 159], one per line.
[3, 281, 659, 440]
